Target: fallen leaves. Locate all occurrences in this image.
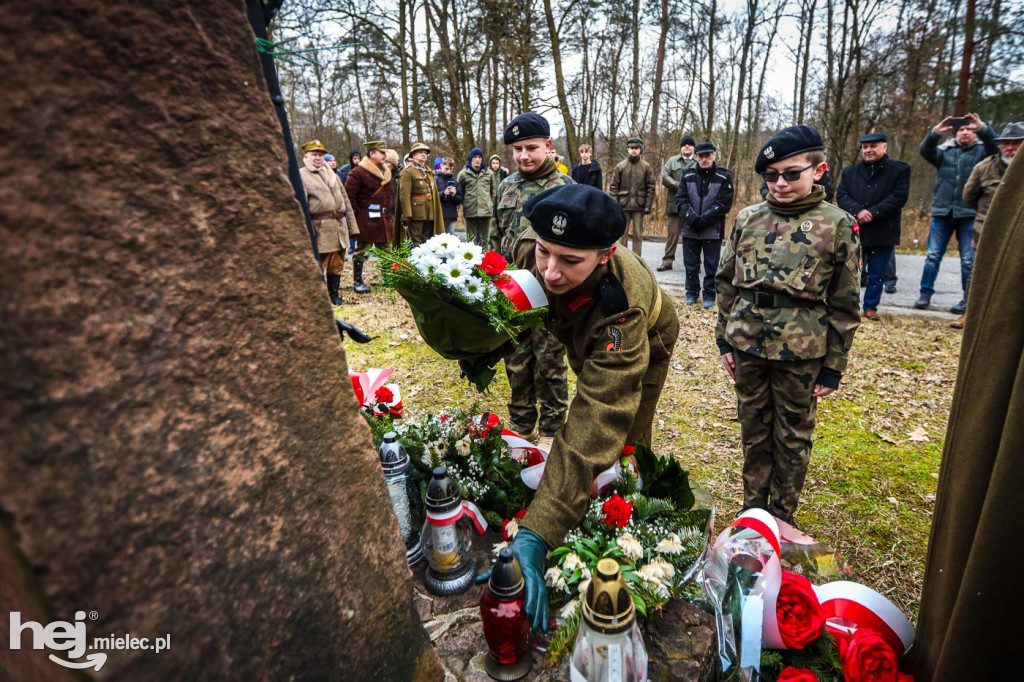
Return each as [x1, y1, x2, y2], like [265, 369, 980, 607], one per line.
[908, 426, 930, 442]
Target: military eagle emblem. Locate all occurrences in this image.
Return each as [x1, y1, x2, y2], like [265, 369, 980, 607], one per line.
[551, 212, 568, 235]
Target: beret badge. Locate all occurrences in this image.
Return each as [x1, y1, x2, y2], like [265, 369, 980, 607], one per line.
[551, 212, 568, 236]
[764, 146, 775, 159]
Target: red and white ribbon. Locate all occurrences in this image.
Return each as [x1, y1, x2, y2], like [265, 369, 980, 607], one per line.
[495, 269, 548, 312]
[814, 581, 915, 655]
[349, 368, 403, 415]
[425, 499, 487, 535]
[512, 437, 641, 497]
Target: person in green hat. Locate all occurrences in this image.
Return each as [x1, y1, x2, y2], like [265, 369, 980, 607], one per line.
[396, 142, 444, 245]
[608, 137, 655, 255]
[345, 140, 395, 294]
[298, 139, 359, 306]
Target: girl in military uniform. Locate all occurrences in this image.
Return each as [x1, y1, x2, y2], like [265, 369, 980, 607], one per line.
[397, 142, 444, 245]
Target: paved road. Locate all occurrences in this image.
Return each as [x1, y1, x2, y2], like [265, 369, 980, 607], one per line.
[640, 241, 966, 319]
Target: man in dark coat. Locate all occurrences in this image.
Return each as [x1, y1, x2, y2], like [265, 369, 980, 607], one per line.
[915, 112, 998, 312]
[345, 140, 394, 294]
[910, 133, 1024, 682]
[675, 141, 734, 307]
[570, 143, 603, 189]
[835, 132, 911, 320]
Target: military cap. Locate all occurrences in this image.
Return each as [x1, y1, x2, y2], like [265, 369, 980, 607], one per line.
[680, 135, 696, 148]
[695, 141, 716, 154]
[995, 122, 1024, 141]
[300, 139, 328, 154]
[409, 141, 430, 154]
[858, 132, 888, 144]
[755, 125, 824, 174]
[504, 113, 550, 144]
[523, 184, 626, 249]
[364, 140, 387, 153]
[626, 137, 644, 147]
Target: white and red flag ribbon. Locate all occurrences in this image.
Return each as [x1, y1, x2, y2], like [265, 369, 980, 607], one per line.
[494, 269, 548, 312]
[425, 499, 487, 535]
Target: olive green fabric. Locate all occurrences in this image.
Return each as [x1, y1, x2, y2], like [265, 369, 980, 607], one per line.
[910, 156, 1024, 681]
[512, 230, 679, 547]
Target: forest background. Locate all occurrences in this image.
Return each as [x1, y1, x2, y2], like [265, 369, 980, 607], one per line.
[271, 0, 1023, 243]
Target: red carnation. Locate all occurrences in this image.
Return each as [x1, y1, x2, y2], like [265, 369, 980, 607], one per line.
[776, 571, 824, 649]
[621, 445, 635, 456]
[777, 668, 819, 682]
[840, 628, 902, 682]
[602, 494, 633, 528]
[374, 386, 394, 404]
[480, 251, 508, 277]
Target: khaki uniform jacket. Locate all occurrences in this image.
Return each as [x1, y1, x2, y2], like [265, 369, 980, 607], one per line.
[397, 165, 444, 233]
[609, 157, 656, 212]
[512, 230, 679, 547]
[345, 160, 394, 244]
[456, 166, 497, 219]
[715, 196, 861, 375]
[963, 153, 1008, 238]
[299, 161, 358, 253]
[661, 154, 697, 216]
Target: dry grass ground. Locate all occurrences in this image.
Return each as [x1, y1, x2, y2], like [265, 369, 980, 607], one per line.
[341, 273, 962, 624]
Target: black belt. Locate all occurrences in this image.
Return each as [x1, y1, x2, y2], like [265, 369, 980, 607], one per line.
[738, 288, 821, 308]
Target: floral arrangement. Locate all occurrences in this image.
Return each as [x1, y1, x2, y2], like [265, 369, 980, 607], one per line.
[531, 444, 714, 663]
[350, 368, 403, 416]
[372, 235, 547, 391]
[705, 509, 916, 682]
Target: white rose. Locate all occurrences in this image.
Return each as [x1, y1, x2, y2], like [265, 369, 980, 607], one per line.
[617, 533, 644, 562]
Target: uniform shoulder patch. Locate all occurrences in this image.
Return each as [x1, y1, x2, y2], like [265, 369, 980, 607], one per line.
[605, 326, 623, 352]
[599, 273, 629, 317]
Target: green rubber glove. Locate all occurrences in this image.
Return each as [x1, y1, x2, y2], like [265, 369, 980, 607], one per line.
[509, 528, 550, 632]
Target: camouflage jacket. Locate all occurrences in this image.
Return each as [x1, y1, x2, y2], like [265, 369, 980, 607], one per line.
[715, 195, 861, 375]
[512, 229, 679, 547]
[490, 167, 574, 258]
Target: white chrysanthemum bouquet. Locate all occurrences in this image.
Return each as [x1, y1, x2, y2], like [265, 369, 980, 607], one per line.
[373, 236, 547, 390]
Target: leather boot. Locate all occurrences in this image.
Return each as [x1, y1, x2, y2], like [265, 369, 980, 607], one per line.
[326, 274, 344, 306]
[353, 260, 371, 294]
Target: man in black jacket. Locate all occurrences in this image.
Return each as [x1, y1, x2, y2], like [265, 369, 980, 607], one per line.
[570, 143, 603, 189]
[676, 141, 734, 307]
[836, 132, 911, 320]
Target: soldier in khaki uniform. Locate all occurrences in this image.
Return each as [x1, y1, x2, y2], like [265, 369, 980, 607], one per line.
[491, 113, 574, 444]
[658, 135, 697, 271]
[496, 183, 679, 632]
[716, 125, 861, 526]
[397, 142, 444, 246]
[298, 139, 359, 305]
[608, 137, 656, 255]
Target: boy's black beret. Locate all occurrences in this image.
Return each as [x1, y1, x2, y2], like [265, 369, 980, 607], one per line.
[504, 113, 550, 144]
[755, 125, 825, 173]
[523, 184, 626, 249]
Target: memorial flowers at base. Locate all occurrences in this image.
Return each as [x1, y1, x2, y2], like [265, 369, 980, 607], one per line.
[704, 509, 916, 682]
[538, 444, 714, 663]
[372, 235, 547, 391]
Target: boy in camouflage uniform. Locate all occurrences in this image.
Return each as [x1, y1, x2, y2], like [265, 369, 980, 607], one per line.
[490, 113, 574, 443]
[715, 125, 861, 526]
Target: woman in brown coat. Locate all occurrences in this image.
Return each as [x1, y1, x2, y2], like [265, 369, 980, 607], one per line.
[345, 140, 394, 294]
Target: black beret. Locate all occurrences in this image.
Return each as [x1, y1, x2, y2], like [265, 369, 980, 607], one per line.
[755, 124, 825, 173]
[695, 141, 716, 154]
[858, 132, 887, 144]
[504, 113, 550, 144]
[680, 135, 696, 148]
[523, 184, 625, 249]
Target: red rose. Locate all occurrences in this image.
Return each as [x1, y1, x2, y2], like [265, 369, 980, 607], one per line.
[480, 251, 508, 277]
[775, 571, 824, 649]
[374, 386, 394, 404]
[839, 628, 900, 682]
[777, 668, 819, 682]
[621, 445, 635, 456]
[602, 494, 633, 528]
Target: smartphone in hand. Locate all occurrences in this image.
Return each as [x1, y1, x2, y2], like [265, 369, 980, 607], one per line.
[947, 116, 969, 128]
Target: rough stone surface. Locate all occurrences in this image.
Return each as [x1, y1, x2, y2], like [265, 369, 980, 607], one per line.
[0, 2, 440, 680]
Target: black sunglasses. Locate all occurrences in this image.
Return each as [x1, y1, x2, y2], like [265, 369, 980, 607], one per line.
[761, 164, 815, 183]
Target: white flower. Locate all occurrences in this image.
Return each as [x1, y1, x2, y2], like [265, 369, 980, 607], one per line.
[504, 517, 520, 540]
[426, 233, 460, 252]
[545, 566, 567, 592]
[639, 559, 675, 598]
[616, 533, 644, 562]
[438, 261, 471, 287]
[454, 435, 472, 457]
[562, 552, 583, 573]
[577, 576, 591, 598]
[492, 541, 509, 556]
[459, 275, 488, 301]
[655, 533, 683, 555]
[560, 599, 580, 619]
[411, 251, 444, 278]
[454, 241, 484, 267]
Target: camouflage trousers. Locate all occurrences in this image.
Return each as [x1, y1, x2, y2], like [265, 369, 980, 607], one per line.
[504, 327, 569, 435]
[733, 350, 823, 520]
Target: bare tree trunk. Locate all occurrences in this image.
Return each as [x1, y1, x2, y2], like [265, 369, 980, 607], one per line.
[631, 0, 641, 132]
[955, 0, 976, 115]
[726, 0, 758, 170]
[543, 0, 579, 162]
[410, 0, 423, 140]
[705, 0, 717, 138]
[798, 0, 816, 123]
[650, 0, 670, 139]
[399, 0, 410, 147]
